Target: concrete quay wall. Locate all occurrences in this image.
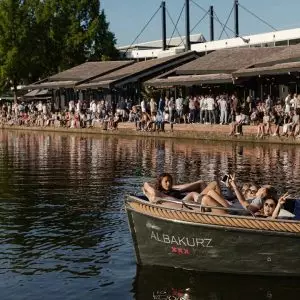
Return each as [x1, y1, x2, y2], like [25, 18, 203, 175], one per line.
[1, 123, 300, 145]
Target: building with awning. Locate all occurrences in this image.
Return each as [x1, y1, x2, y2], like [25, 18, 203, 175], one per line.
[145, 47, 282, 98]
[76, 51, 198, 90]
[22, 51, 198, 108]
[23, 60, 134, 108]
[74, 51, 198, 104]
[25, 61, 134, 90]
[232, 43, 300, 98]
[24, 89, 52, 100]
[147, 73, 233, 88]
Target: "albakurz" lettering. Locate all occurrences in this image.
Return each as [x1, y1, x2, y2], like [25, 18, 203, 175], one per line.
[151, 231, 213, 248]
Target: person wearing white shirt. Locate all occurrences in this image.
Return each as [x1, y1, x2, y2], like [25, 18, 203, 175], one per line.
[90, 100, 97, 114]
[149, 98, 157, 115]
[291, 93, 297, 109]
[37, 101, 43, 113]
[219, 96, 228, 124]
[141, 99, 146, 113]
[229, 109, 245, 135]
[285, 94, 291, 114]
[69, 100, 75, 112]
[265, 95, 272, 110]
[175, 96, 183, 123]
[206, 95, 215, 124]
[168, 97, 175, 122]
[42, 103, 47, 115]
[199, 96, 206, 124]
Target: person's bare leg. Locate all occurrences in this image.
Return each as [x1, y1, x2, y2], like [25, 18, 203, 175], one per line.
[256, 124, 262, 137]
[200, 195, 228, 215]
[229, 124, 236, 135]
[182, 191, 201, 203]
[205, 189, 230, 208]
[200, 181, 221, 196]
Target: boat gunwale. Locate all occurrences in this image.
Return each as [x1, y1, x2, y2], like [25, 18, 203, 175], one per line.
[125, 194, 300, 236]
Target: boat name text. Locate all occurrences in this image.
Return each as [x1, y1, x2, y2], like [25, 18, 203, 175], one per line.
[150, 231, 213, 248]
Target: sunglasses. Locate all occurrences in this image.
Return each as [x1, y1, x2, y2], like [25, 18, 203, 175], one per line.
[242, 188, 257, 194]
[249, 189, 258, 194]
[264, 202, 275, 208]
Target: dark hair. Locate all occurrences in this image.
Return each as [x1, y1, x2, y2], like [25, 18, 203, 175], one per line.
[265, 186, 278, 201]
[156, 173, 173, 191]
[263, 197, 278, 206]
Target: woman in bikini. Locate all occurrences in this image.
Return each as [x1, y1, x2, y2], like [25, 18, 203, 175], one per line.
[143, 173, 230, 214]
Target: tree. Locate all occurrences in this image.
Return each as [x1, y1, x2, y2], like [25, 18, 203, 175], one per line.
[87, 8, 119, 61]
[0, 0, 31, 99]
[0, 0, 119, 95]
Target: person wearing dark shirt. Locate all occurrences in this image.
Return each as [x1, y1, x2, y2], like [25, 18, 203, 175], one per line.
[143, 173, 230, 214]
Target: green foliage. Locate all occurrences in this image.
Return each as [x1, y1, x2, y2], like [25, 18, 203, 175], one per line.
[0, 0, 119, 94]
[141, 85, 161, 100]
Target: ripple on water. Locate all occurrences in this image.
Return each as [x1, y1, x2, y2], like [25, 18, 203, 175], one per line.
[1, 132, 300, 299]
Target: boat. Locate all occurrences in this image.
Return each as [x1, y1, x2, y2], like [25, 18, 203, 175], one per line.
[125, 195, 300, 276]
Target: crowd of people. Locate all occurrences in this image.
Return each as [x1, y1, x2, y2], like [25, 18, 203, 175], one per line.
[0, 92, 300, 137]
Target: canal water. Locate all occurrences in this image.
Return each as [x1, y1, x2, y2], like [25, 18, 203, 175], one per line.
[0, 130, 300, 300]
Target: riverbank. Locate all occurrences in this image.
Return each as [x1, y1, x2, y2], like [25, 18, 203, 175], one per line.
[2, 123, 300, 145]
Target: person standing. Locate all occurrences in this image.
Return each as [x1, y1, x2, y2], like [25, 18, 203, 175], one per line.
[189, 97, 196, 123]
[149, 98, 157, 115]
[158, 97, 165, 114]
[285, 93, 291, 114]
[168, 97, 175, 123]
[141, 98, 146, 113]
[175, 96, 183, 123]
[219, 96, 228, 125]
[206, 94, 216, 124]
[182, 96, 189, 123]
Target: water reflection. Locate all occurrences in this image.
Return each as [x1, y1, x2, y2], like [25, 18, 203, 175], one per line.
[134, 266, 300, 300]
[0, 129, 300, 299]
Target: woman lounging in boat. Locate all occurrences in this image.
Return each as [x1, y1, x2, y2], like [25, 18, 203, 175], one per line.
[252, 194, 289, 218]
[143, 173, 230, 214]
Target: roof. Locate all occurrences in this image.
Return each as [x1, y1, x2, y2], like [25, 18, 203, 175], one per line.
[24, 60, 135, 90]
[234, 61, 300, 78]
[253, 43, 300, 67]
[77, 51, 199, 89]
[146, 73, 233, 87]
[25, 80, 78, 89]
[49, 61, 133, 81]
[175, 47, 283, 75]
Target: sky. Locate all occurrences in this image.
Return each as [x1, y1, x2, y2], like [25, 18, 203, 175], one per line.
[101, 0, 300, 47]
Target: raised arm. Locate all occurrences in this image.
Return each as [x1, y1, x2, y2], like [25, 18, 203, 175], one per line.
[272, 193, 289, 219]
[230, 177, 249, 210]
[173, 179, 206, 193]
[143, 181, 178, 203]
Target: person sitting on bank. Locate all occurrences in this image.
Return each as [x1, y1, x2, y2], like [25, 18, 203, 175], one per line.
[229, 108, 246, 136]
[143, 173, 230, 214]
